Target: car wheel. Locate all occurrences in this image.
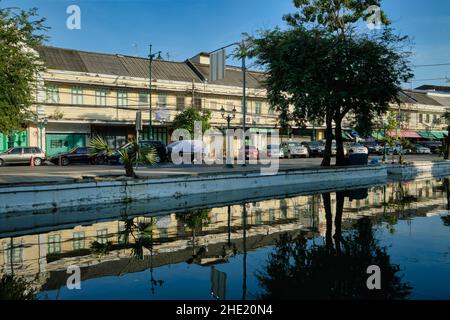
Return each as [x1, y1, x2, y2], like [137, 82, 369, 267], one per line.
[96, 157, 105, 165]
[0, 159, 4, 166]
[61, 157, 70, 166]
[288, 152, 292, 159]
[33, 157, 42, 166]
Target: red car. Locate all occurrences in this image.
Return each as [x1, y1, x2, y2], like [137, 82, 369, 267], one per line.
[238, 145, 259, 161]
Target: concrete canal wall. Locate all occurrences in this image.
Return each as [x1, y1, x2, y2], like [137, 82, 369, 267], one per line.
[387, 160, 450, 181]
[0, 165, 387, 215]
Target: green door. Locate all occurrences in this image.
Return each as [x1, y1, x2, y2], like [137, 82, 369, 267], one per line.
[0, 134, 7, 153]
[46, 133, 86, 156]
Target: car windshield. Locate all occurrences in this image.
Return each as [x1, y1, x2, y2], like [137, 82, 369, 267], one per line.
[267, 145, 279, 150]
[288, 142, 300, 147]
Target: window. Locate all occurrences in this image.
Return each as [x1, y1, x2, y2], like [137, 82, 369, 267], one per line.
[176, 96, 185, 111]
[269, 209, 275, 222]
[426, 114, 430, 123]
[268, 105, 275, 115]
[10, 148, 22, 155]
[255, 101, 262, 115]
[210, 101, 218, 110]
[73, 231, 85, 251]
[117, 91, 128, 107]
[157, 95, 167, 108]
[194, 98, 202, 110]
[50, 139, 63, 148]
[433, 114, 438, 124]
[97, 229, 108, 244]
[419, 114, 423, 123]
[4, 240, 23, 266]
[139, 93, 149, 107]
[45, 85, 59, 103]
[71, 87, 83, 105]
[48, 234, 61, 254]
[95, 90, 107, 106]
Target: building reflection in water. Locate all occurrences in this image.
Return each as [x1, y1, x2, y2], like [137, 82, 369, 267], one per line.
[0, 177, 448, 298]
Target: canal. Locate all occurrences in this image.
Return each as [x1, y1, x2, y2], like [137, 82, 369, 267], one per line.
[1, 177, 449, 300]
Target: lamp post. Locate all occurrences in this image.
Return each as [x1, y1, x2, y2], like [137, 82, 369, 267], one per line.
[37, 118, 48, 151]
[148, 45, 162, 140]
[221, 105, 236, 168]
[383, 120, 387, 163]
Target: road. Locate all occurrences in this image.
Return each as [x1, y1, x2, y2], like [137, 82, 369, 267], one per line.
[0, 154, 443, 185]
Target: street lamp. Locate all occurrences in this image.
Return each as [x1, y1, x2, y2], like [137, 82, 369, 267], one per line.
[148, 45, 162, 140]
[37, 117, 48, 151]
[221, 105, 236, 168]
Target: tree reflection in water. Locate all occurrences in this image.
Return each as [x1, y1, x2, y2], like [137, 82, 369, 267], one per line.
[257, 191, 412, 300]
[0, 274, 37, 300]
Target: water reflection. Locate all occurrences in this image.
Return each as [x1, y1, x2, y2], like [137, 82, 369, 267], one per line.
[0, 177, 449, 300]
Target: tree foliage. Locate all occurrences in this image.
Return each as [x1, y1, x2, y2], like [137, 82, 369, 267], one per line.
[171, 107, 211, 135]
[247, 0, 413, 166]
[0, 4, 48, 133]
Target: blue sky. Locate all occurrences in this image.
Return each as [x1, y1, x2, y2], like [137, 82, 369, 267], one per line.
[3, 0, 450, 88]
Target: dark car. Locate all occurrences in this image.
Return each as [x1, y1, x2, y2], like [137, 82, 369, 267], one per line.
[304, 141, 325, 157]
[108, 140, 167, 164]
[364, 142, 384, 155]
[49, 147, 106, 166]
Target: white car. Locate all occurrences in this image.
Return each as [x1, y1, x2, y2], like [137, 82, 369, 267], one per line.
[348, 144, 369, 155]
[167, 140, 206, 162]
[281, 142, 309, 158]
[415, 144, 431, 154]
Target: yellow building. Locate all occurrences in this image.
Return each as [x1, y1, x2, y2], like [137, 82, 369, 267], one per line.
[20, 45, 449, 156]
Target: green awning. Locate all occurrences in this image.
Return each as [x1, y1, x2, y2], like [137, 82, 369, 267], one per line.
[371, 131, 385, 140]
[431, 131, 446, 139]
[417, 131, 436, 139]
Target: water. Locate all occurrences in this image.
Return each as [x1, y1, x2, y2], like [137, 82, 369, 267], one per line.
[0, 177, 449, 300]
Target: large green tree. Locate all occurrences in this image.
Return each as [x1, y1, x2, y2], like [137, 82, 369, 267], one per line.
[171, 107, 211, 135]
[247, 0, 413, 166]
[0, 4, 48, 134]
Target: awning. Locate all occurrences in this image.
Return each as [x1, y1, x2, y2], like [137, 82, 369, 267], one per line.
[431, 131, 447, 139]
[417, 131, 436, 139]
[371, 131, 385, 140]
[386, 130, 421, 138]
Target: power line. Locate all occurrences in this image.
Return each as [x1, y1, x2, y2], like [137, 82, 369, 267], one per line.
[414, 63, 450, 68]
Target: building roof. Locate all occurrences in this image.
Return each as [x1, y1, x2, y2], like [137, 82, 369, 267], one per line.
[35, 45, 203, 83]
[415, 84, 450, 93]
[187, 61, 266, 89]
[399, 90, 443, 106]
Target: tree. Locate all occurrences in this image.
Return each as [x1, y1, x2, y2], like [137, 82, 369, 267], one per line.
[171, 107, 211, 135]
[257, 200, 412, 300]
[247, 0, 413, 166]
[442, 110, 450, 160]
[0, 4, 48, 133]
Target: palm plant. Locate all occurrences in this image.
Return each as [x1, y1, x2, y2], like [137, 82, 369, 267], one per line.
[89, 136, 157, 178]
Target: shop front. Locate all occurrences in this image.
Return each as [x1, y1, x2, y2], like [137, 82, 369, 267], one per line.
[0, 131, 28, 153]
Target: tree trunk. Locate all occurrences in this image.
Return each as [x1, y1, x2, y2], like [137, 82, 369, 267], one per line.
[334, 118, 346, 166]
[322, 192, 334, 254]
[334, 191, 345, 256]
[124, 162, 136, 178]
[445, 126, 450, 160]
[321, 116, 333, 166]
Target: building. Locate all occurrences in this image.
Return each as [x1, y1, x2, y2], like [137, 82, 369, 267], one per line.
[1, 45, 449, 155]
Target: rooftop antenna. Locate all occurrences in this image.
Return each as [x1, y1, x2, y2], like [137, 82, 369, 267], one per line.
[166, 52, 171, 61]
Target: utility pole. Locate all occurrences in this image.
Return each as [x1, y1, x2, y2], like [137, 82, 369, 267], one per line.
[148, 45, 162, 140]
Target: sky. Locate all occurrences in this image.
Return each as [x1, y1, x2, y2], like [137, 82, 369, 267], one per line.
[2, 0, 450, 88]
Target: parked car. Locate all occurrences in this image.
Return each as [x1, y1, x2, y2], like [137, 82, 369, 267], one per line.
[415, 144, 432, 154]
[0, 147, 46, 166]
[305, 141, 325, 157]
[108, 140, 167, 164]
[49, 147, 106, 166]
[281, 142, 309, 158]
[265, 144, 284, 159]
[419, 141, 442, 154]
[348, 143, 369, 155]
[238, 145, 259, 161]
[364, 142, 384, 155]
[167, 140, 205, 163]
[386, 145, 412, 155]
